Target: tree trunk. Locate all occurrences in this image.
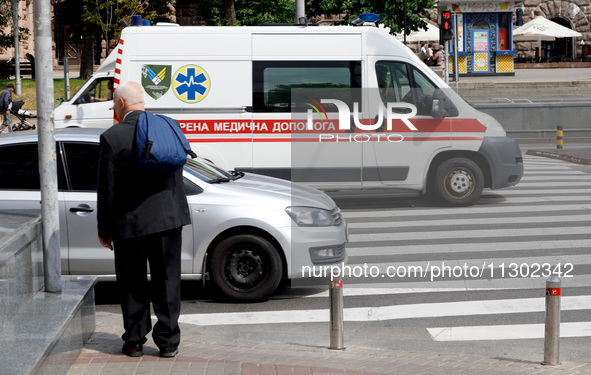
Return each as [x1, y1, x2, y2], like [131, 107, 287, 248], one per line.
[224, 0, 236, 26]
[79, 23, 94, 79]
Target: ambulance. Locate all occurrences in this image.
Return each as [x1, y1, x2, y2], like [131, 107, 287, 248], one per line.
[54, 16, 523, 206]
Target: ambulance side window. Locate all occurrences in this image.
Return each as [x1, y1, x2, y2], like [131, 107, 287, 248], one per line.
[253, 61, 362, 112]
[375, 61, 438, 116]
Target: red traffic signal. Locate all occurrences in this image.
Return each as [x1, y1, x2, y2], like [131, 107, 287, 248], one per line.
[440, 11, 452, 41]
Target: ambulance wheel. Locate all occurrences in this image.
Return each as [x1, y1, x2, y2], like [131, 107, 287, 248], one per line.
[432, 158, 484, 206]
[210, 234, 282, 301]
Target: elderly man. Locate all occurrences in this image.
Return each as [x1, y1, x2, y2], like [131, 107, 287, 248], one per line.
[97, 81, 191, 358]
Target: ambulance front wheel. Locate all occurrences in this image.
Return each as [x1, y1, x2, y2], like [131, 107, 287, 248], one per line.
[432, 158, 484, 206]
[210, 234, 282, 301]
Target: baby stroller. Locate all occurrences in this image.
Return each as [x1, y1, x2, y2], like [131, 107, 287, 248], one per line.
[10, 100, 36, 131]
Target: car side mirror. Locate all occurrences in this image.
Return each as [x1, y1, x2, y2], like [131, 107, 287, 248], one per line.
[431, 89, 458, 118]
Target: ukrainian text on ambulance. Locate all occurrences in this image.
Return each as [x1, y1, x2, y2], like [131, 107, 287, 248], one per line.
[302, 262, 574, 282]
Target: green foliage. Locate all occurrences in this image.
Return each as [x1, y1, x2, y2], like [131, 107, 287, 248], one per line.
[82, 0, 173, 44]
[195, 0, 432, 34]
[198, 0, 295, 26]
[307, 0, 435, 35]
[55, 0, 173, 45]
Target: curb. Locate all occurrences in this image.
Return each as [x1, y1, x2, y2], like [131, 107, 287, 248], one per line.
[526, 149, 591, 165]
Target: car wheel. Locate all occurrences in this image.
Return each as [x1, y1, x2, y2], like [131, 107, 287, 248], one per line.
[432, 158, 484, 206]
[210, 234, 282, 301]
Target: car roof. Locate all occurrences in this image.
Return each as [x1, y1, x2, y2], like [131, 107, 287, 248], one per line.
[0, 128, 104, 145]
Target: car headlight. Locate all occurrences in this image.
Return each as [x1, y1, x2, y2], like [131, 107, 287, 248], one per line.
[286, 206, 339, 227]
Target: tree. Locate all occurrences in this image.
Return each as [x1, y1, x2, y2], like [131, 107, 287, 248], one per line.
[196, 0, 295, 26]
[54, 0, 173, 78]
[82, 0, 174, 58]
[306, 0, 435, 35]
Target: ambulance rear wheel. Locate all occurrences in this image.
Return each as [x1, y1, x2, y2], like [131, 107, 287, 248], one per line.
[210, 234, 282, 301]
[432, 158, 483, 206]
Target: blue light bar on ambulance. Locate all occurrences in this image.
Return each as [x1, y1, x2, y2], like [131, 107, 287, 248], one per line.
[351, 13, 380, 26]
[131, 15, 143, 26]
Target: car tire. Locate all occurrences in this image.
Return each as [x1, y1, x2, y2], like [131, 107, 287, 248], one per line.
[210, 234, 282, 301]
[432, 157, 484, 206]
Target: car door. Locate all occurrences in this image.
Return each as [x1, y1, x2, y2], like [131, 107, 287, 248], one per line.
[62, 140, 197, 276]
[0, 141, 70, 273]
[58, 141, 115, 274]
[56, 78, 114, 128]
[367, 59, 451, 187]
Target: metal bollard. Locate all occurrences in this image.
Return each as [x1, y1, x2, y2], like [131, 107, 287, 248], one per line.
[329, 278, 345, 350]
[542, 277, 561, 366]
[556, 126, 563, 149]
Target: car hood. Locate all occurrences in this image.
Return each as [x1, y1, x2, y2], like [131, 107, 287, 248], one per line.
[211, 173, 337, 210]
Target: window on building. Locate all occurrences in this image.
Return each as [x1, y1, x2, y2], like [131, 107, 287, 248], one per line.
[498, 13, 511, 50]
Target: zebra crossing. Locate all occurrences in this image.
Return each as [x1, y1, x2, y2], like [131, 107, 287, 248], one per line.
[341, 153, 591, 341]
[182, 154, 591, 343]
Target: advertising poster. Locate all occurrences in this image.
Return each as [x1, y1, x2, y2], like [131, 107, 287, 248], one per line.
[474, 30, 489, 51]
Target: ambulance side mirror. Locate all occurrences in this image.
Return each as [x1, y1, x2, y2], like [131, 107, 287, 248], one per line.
[431, 89, 458, 118]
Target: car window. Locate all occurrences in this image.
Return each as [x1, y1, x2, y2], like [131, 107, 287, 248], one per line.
[74, 78, 113, 105]
[61, 142, 99, 191]
[253, 61, 362, 112]
[375, 61, 438, 116]
[183, 179, 203, 196]
[0, 143, 67, 190]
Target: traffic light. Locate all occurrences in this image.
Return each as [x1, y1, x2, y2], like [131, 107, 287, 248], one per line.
[440, 10, 452, 41]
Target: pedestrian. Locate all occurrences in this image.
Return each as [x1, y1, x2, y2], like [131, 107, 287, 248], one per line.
[0, 83, 14, 133]
[96, 81, 191, 358]
[26, 53, 35, 79]
[419, 43, 428, 63]
[434, 45, 445, 67]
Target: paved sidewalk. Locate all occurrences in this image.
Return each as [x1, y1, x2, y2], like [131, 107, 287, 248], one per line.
[64, 310, 591, 375]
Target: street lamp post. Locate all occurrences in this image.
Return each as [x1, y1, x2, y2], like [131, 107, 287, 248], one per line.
[13, 0, 21, 95]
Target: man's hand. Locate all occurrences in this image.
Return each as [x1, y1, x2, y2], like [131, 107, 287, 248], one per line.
[99, 236, 113, 251]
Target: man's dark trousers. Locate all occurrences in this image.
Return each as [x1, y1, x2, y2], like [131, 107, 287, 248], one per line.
[114, 227, 182, 351]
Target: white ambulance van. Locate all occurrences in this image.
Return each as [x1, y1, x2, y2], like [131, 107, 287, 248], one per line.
[55, 20, 524, 206]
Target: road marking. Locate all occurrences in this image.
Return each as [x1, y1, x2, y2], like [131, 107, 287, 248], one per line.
[280, 287, 503, 299]
[177, 296, 591, 326]
[342, 203, 591, 218]
[347, 239, 591, 256]
[347, 214, 591, 229]
[427, 322, 591, 341]
[349, 226, 590, 242]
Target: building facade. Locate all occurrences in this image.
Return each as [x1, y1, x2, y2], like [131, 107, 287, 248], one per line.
[517, 0, 591, 61]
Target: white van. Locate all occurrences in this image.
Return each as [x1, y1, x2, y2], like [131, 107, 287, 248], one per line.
[53, 50, 116, 129]
[55, 21, 524, 206]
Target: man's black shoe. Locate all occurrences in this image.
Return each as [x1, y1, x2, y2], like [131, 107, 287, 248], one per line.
[159, 348, 178, 358]
[122, 342, 143, 357]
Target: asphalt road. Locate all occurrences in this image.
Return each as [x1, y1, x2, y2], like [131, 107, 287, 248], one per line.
[95, 150, 591, 363]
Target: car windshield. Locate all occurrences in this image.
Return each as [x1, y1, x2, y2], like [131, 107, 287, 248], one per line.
[184, 158, 234, 182]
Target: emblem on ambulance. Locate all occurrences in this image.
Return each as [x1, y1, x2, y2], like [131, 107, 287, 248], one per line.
[141, 65, 172, 100]
[172, 65, 211, 103]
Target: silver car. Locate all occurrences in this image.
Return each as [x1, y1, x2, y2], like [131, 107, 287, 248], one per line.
[0, 128, 347, 301]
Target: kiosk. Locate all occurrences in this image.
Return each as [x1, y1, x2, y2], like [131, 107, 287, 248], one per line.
[439, 0, 519, 75]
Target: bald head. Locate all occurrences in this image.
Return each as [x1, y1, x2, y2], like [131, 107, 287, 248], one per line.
[114, 81, 145, 120]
